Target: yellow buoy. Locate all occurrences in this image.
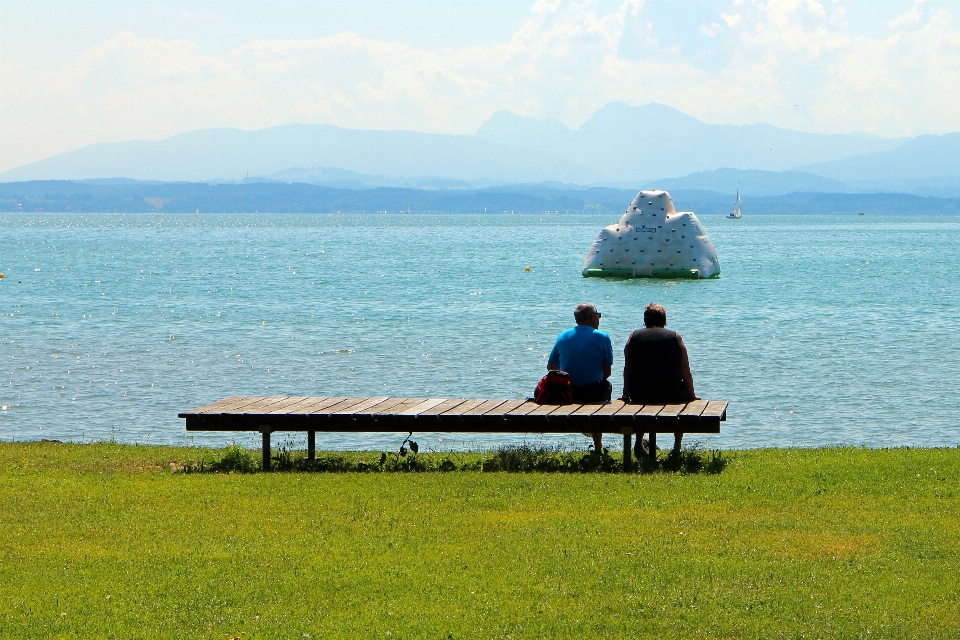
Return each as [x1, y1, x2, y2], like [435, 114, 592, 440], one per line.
[0, 273, 5, 279]
[524, 267, 531, 272]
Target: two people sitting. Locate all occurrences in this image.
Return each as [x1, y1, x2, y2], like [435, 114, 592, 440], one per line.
[547, 302, 698, 457]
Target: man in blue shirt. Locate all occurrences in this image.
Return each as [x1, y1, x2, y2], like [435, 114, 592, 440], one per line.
[547, 303, 614, 451]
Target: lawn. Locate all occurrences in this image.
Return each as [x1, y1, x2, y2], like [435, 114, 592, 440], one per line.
[1, 442, 958, 638]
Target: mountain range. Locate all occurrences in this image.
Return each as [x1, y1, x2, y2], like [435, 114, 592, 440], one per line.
[2, 102, 958, 196]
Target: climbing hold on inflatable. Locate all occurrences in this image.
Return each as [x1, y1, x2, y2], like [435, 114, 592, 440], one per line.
[582, 190, 720, 279]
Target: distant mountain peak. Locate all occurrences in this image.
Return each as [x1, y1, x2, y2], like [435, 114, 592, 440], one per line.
[475, 110, 573, 153]
[3, 101, 954, 192]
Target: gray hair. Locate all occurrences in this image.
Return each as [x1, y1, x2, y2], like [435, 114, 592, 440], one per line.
[574, 303, 598, 324]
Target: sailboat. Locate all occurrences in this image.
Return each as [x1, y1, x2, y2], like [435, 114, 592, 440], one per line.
[726, 190, 743, 219]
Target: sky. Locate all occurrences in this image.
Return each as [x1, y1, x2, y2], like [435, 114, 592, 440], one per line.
[1, 0, 959, 173]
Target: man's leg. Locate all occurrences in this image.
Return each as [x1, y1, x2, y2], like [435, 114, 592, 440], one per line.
[672, 432, 683, 456]
[634, 432, 647, 458]
[574, 380, 611, 453]
[594, 381, 612, 452]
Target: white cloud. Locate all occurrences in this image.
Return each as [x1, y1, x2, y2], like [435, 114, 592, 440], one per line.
[722, 13, 742, 27]
[700, 22, 725, 37]
[889, 0, 929, 28]
[1, 0, 959, 172]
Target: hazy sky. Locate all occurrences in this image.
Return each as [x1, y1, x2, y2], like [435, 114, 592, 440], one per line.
[1, 0, 958, 173]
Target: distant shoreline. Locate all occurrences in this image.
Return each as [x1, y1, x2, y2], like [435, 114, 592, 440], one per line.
[2, 179, 959, 215]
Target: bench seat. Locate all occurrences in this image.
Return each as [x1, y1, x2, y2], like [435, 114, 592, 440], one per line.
[179, 396, 728, 471]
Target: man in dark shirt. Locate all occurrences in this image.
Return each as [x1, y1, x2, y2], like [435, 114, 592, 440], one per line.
[621, 303, 699, 458]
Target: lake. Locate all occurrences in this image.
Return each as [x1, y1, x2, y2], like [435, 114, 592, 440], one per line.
[2, 212, 959, 452]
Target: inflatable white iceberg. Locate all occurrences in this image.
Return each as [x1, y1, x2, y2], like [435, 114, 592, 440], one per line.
[582, 190, 720, 279]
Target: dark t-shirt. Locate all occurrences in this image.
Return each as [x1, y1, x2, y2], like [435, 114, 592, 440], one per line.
[622, 327, 689, 404]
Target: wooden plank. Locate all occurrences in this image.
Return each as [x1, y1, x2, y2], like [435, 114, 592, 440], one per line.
[679, 400, 708, 418]
[441, 399, 487, 415]
[353, 397, 409, 415]
[179, 396, 247, 415]
[635, 404, 664, 418]
[526, 403, 565, 416]
[549, 404, 584, 417]
[200, 396, 268, 414]
[416, 399, 468, 416]
[505, 401, 540, 416]
[571, 404, 605, 416]
[481, 399, 528, 416]
[658, 404, 686, 418]
[282, 396, 339, 414]
[334, 396, 390, 414]
[701, 400, 728, 419]
[462, 399, 509, 416]
[235, 397, 295, 414]
[375, 398, 428, 415]
[398, 398, 448, 416]
[311, 397, 369, 414]
[262, 396, 316, 414]
[615, 403, 646, 416]
[267, 396, 325, 414]
[591, 401, 626, 416]
[302, 397, 350, 414]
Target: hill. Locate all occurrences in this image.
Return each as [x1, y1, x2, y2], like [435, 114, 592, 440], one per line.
[0, 125, 591, 185]
[477, 102, 904, 182]
[796, 133, 960, 195]
[646, 169, 849, 197]
[2, 180, 957, 215]
[5, 102, 943, 189]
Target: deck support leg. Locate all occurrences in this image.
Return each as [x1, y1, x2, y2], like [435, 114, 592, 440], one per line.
[648, 432, 657, 462]
[622, 428, 633, 472]
[261, 430, 271, 471]
[307, 430, 316, 460]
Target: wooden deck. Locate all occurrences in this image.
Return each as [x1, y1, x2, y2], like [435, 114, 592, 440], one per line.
[179, 396, 728, 471]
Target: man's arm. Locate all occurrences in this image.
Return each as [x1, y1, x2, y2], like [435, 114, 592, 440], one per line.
[547, 338, 561, 372]
[676, 334, 700, 400]
[619, 336, 633, 401]
[600, 335, 613, 381]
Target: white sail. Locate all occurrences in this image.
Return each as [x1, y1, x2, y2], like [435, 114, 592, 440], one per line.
[727, 190, 742, 219]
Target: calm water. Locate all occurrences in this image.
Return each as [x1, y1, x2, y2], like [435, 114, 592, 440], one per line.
[2, 212, 959, 451]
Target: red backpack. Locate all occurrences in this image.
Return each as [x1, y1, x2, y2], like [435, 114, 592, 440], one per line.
[534, 370, 574, 405]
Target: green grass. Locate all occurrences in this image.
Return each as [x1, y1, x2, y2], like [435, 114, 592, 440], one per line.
[1, 443, 959, 638]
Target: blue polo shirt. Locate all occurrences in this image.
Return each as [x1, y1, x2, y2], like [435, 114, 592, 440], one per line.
[547, 325, 614, 387]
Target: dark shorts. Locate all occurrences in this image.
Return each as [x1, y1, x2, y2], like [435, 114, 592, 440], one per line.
[570, 379, 612, 404]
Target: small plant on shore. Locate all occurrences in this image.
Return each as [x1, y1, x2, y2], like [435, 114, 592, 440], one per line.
[292, 454, 357, 472]
[656, 442, 728, 474]
[481, 444, 622, 472]
[178, 442, 726, 474]
[273, 446, 295, 471]
[207, 444, 258, 473]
